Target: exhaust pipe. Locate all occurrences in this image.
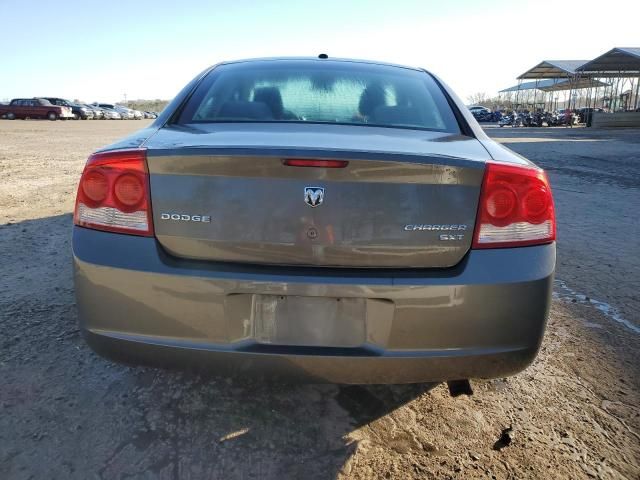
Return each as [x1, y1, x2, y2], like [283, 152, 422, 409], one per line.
[447, 379, 473, 397]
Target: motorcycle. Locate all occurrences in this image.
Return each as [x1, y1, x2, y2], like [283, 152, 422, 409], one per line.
[499, 113, 523, 127]
[538, 112, 554, 127]
[529, 112, 547, 127]
[498, 115, 512, 127]
[521, 112, 534, 127]
[554, 110, 579, 126]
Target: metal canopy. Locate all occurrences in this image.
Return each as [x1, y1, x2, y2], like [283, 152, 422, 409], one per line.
[499, 78, 607, 93]
[518, 60, 589, 79]
[577, 47, 640, 75]
[503, 47, 640, 113]
[499, 79, 560, 92]
[538, 78, 608, 92]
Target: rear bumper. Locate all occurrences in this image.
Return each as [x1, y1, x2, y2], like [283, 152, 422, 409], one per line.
[73, 227, 555, 383]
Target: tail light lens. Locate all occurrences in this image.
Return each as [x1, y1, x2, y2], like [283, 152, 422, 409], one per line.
[74, 149, 153, 236]
[473, 162, 555, 248]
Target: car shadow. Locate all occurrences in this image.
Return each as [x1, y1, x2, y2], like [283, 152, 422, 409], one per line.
[0, 213, 436, 480]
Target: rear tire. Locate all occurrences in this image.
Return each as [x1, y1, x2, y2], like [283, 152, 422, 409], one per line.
[7, 112, 16, 120]
[73, 113, 80, 120]
[47, 112, 58, 121]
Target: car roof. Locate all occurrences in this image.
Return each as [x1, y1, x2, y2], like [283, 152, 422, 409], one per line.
[15, 97, 42, 100]
[215, 56, 425, 73]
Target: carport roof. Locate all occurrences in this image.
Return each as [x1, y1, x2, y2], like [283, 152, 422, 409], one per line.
[517, 60, 589, 79]
[499, 79, 560, 92]
[499, 78, 608, 93]
[538, 78, 608, 92]
[576, 47, 640, 75]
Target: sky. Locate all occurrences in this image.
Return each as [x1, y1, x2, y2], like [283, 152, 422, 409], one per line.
[1, 0, 638, 104]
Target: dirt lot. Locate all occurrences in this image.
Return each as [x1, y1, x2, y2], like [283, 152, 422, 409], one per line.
[1, 120, 639, 479]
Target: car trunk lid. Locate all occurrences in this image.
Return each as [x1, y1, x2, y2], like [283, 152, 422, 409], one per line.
[145, 124, 487, 268]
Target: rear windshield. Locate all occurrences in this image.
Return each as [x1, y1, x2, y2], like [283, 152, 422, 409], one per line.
[177, 60, 461, 133]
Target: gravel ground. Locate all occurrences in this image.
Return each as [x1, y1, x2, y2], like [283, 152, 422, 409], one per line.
[0, 120, 638, 479]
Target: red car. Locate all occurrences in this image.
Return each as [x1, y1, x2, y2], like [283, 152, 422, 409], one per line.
[0, 98, 73, 121]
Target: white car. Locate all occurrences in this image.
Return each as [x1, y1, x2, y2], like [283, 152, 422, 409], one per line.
[114, 107, 135, 119]
[468, 106, 491, 115]
[102, 109, 122, 120]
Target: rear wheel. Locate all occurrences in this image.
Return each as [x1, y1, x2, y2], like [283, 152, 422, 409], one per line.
[7, 112, 16, 120]
[73, 112, 80, 120]
[47, 112, 58, 121]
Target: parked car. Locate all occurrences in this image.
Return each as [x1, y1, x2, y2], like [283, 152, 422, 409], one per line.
[576, 107, 603, 124]
[94, 102, 115, 110]
[41, 98, 93, 120]
[92, 103, 123, 120]
[79, 105, 95, 120]
[0, 98, 73, 120]
[468, 106, 495, 122]
[468, 105, 491, 115]
[94, 103, 129, 119]
[73, 57, 556, 384]
[103, 109, 122, 120]
[83, 104, 104, 119]
[104, 104, 142, 120]
[114, 106, 135, 119]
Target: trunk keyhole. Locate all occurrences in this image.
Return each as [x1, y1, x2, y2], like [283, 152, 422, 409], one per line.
[307, 227, 318, 240]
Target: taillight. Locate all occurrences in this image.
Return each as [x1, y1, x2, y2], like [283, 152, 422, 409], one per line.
[73, 149, 153, 236]
[472, 162, 555, 248]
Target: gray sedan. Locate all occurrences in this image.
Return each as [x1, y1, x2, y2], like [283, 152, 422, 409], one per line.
[72, 57, 556, 384]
